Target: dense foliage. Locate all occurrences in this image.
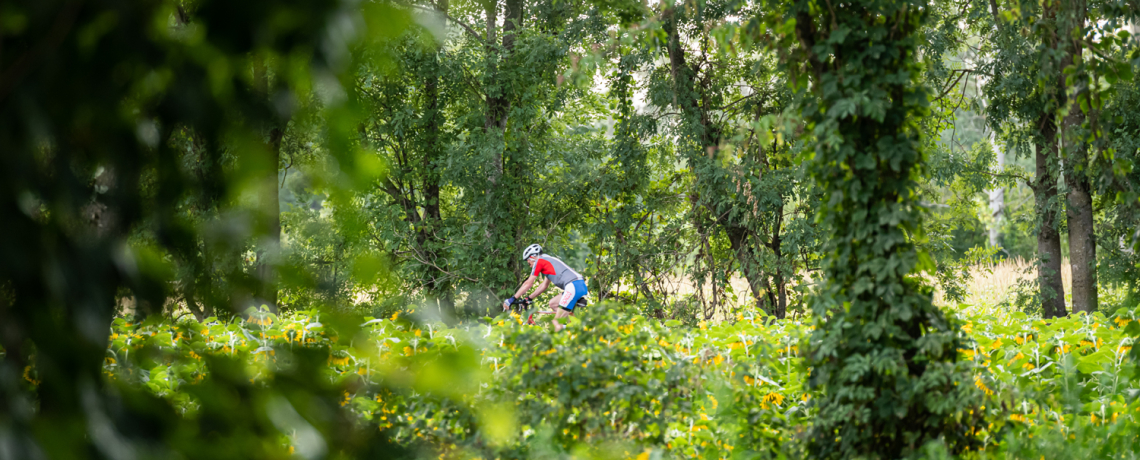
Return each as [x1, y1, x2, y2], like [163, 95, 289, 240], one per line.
[3, 0, 1140, 458]
[86, 304, 1140, 458]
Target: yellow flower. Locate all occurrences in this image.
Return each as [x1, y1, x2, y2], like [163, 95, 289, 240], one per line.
[390, 312, 399, 321]
[403, 346, 413, 356]
[763, 392, 785, 406]
[23, 366, 38, 385]
[974, 375, 993, 396]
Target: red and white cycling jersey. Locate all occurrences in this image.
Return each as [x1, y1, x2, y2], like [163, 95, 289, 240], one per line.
[531, 254, 583, 290]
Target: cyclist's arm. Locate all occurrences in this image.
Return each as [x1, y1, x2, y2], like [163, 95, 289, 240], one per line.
[530, 277, 551, 298]
[512, 274, 539, 299]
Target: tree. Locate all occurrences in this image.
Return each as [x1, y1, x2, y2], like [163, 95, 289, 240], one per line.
[0, 0, 410, 456]
[648, 0, 816, 319]
[759, 0, 984, 455]
[980, 0, 1069, 318]
[1059, 0, 1098, 314]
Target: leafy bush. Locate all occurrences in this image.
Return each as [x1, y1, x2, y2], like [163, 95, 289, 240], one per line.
[82, 302, 1140, 459]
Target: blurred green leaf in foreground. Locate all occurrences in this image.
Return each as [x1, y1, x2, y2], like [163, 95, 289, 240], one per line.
[0, 0, 411, 458]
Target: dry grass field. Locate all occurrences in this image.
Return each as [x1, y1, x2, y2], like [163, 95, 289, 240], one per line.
[653, 256, 1086, 321]
[933, 257, 1073, 317]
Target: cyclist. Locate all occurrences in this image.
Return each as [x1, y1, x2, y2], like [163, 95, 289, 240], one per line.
[503, 244, 587, 332]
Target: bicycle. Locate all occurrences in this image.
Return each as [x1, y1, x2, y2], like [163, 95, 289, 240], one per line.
[507, 296, 587, 326]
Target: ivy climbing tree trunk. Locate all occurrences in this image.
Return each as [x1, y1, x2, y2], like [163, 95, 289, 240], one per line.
[1060, 0, 1097, 314]
[775, 0, 983, 456]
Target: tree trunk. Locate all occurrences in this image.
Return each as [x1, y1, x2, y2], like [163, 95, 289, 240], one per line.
[1034, 113, 1067, 319]
[1060, 0, 1097, 314]
[726, 226, 766, 313]
[775, 273, 787, 319]
[422, 0, 456, 321]
[987, 129, 1005, 249]
[770, 203, 787, 319]
[662, 6, 706, 147]
[256, 127, 283, 311]
[253, 60, 283, 311]
[483, 0, 503, 190]
[502, 0, 522, 51]
[481, 0, 511, 279]
[762, 276, 777, 316]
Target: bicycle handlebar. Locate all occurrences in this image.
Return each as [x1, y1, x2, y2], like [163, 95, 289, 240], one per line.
[509, 297, 532, 314]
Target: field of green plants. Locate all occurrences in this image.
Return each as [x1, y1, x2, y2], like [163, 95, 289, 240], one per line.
[80, 300, 1140, 460]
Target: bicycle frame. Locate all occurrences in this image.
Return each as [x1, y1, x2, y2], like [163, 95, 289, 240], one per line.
[508, 294, 586, 326]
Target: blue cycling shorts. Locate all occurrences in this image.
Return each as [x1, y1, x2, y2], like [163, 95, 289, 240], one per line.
[558, 279, 588, 312]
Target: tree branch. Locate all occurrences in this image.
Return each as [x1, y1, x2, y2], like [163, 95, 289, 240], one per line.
[717, 92, 760, 111]
[409, 3, 486, 45]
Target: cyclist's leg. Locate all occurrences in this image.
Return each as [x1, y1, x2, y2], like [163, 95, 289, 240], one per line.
[552, 281, 584, 331]
[559, 280, 587, 314]
[552, 308, 571, 332]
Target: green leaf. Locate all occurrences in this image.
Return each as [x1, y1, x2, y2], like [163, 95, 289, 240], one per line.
[1076, 350, 1113, 373]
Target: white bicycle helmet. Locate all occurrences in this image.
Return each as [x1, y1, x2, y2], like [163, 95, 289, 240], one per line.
[522, 244, 542, 261]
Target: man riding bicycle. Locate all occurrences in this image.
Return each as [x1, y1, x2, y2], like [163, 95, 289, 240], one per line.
[503, 244, 587, 332]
